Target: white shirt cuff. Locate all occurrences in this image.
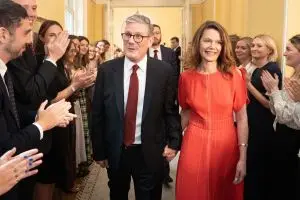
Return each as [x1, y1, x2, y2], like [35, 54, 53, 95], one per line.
[44, 58, 57, 66]
[33, 122, 44, 140]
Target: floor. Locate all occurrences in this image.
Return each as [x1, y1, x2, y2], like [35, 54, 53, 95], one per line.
[58, 153, 179, 200]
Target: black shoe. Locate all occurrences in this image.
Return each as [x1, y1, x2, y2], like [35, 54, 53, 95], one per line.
[166, 175, 173, 183]
[163, 181, 172, 189]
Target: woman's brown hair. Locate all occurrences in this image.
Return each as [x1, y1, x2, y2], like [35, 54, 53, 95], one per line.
[186, 21, 236, 75]
[290, 34, 300, 52]
[35, 20, 63, 55]
[74, 36, 90, 69]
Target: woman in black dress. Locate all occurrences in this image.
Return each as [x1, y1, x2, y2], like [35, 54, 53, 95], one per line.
[244, 34, 282, 200]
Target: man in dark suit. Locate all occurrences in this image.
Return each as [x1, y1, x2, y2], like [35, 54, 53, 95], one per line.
[7, 1, 70, 200]
[92, 14, 182, 200]
[0, 1, 75, 199]
[148, 24, 179, 187]
[148, 24, 179, 78]
[9, 0, 70, 127]
[170, 36, 181, 73]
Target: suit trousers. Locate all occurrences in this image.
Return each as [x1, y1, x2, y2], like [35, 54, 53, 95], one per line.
[107, 145, 163, 200]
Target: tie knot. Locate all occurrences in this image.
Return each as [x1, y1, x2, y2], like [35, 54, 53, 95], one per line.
[132, 64, 139, 73]
[154, 50, 158, 53]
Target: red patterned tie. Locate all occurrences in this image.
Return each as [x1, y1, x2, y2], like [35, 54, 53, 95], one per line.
[124, 64, 139, 146]
[154, 50, 158, 59]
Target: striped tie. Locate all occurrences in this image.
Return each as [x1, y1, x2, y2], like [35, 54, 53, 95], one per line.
[4, 71, 20, 128]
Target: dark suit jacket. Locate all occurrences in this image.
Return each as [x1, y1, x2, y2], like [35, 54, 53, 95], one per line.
[174, 46, 181, 70]
[7, 47, 57, 128]
[91, 57, 182, 174]
[148, 45, 179, 77]
[0, 75, 41, 200]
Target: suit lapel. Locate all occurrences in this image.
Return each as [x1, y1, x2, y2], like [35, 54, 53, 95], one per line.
[113, 57, 125, 119]
[0, 76, 19, 127]
[160, 45, 165, 61]
[142, 58, 155, 121]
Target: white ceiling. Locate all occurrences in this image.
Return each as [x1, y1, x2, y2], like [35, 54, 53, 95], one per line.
[95, 0, 206, 6]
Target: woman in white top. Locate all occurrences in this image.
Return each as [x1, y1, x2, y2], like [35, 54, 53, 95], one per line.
[261, 34, 300, 200]
[235, 37, 256, 78]
[262, 34, 300, 129]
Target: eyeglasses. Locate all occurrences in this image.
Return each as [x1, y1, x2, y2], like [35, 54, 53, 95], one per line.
[121, 32, 150, 43]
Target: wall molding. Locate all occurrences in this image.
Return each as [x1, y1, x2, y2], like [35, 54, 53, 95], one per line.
[95, 0, 206, 6]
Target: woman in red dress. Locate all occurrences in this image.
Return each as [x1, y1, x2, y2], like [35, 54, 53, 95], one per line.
[176, 21, 248, 200]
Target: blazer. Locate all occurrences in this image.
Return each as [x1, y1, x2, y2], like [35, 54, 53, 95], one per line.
[91, 56, 182, 174]
[148, 45, 179, 77]
[0, 75, 40, 200]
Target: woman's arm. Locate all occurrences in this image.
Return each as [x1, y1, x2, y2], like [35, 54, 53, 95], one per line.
[235, 105, 248, 162]
[247, 82, 270, 109]
[51, 70, 95, 103]
[180, 109, 190, 130]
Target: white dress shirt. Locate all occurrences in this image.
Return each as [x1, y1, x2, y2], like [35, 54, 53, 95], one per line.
[123, 56, 147, 144]
[149, 46, 162, 60]
[0, 58, 43, 139]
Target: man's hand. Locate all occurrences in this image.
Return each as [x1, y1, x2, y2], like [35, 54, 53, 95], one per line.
[162, 145, 177, 162]
[45, 31, 70, 62]
[96, 160, 109, 168]
[0, 148, 43, 196]
[36, 99, 76, 131]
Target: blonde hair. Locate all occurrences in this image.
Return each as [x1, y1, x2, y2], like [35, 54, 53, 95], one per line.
[254, 34, 278, 62]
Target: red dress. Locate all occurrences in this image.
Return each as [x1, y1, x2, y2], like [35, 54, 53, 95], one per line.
[176, 68, 247, 200]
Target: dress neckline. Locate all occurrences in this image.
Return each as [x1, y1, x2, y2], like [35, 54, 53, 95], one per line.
[193, 69, 220, 76]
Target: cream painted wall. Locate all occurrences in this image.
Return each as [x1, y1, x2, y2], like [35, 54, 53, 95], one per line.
[191, 4, 203, 35]
[191, 0, 246, 36]
[87, 0, 96, 41]
[245, 0, 285, 64]
[87, 1, 104, 43]
[37, 0, 65, 26]
[112, 7, 183, 49]
[285, 0, 300, 77]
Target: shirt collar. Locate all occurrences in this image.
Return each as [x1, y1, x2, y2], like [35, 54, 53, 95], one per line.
[125, 55, 147, 72]
[0, 58, 7, 78]
[149, 46, 161, 53]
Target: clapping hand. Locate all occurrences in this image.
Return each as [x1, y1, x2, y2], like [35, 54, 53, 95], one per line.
[71, 70, 95, 90]
[285, 78, 300, 102]
[261, 70, 279, 93]
[0, 148, 43, 195]
[36, 99, 77, 131]
[45, 31, 70, 62]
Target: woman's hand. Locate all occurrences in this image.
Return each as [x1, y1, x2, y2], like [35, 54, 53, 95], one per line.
[233, 160, 246, 184]
[71, 70, 95, 90]
[285, 78, 300, 102]
[261, 70, 279, 93]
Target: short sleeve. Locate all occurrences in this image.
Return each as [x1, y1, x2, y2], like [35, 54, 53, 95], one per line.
[233, 68, 248, 112]
[178, 74, 189, 109]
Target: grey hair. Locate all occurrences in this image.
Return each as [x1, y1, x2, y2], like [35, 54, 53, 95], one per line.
[125, 14, 153, 35]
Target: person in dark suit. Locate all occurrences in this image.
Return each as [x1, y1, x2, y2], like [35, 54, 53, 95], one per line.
[0, 1, 76, 199]
[148, 24, 179, 187]
[7, 1, 69, 199]
[170, 36, 181, 73]
[91, 14, 182, 200]
[148, 24, 179, 78]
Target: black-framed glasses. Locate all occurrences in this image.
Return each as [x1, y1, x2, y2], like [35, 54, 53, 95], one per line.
[121, 33, 150, 43]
